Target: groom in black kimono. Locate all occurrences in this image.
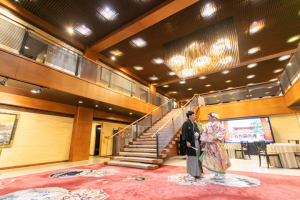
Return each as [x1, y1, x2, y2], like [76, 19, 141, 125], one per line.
[182, 111, 203, 179]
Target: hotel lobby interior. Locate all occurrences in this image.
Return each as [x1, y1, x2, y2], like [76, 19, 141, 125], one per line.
[0, 0, 300, 199]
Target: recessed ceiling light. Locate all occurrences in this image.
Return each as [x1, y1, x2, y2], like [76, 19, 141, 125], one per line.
[187, 88, 192, 90]
[287, 35, 300, 43]
[265, 92, 270, 94]
[95, 105, 98, 107]
[227, 87, 233, 89]
[278, 55, 291, 61]
[201, 3, 217, 18]
[231, 98, 235, 99]
[267, 86, 273, 89]
[79, 101, 83, 103]
[225, 80, 231, 83]
[31, 90, 37, 93]
[111, 56, 115, 60]
[153, 58, 164, 64]
[288, 63, 292, 66]
[68, 28, 74, 34]
[99, 7, 118, 20]
[149, 75, 158, 81]
[247, 63, 257, 68]
[248, 83, 254, 86]
[213, 96, 217, 98]
[179, 80, 186, 84]
[169, 71, 176, 76]
[110, 50, 123, 56]
[270, 79, 277, 82]
[133, 66, 144, 70]
[249, 20, 265, 34]
[248, 47, 260, 55]
[109, 108, 112, 110]
[221, 70, 230, 74]
[163, 85, 169, 88]
[24, 46, 29, 49]
[247, 75, 255, 79]
[199, 76, 206, 79]
[130, 113, 132, 115]
[205, 84, 211, 87]
[171, 91, 177, 93]
[219, 56, 233, 64]
[75, 24, 92, 36]
[273, 69, 283, 73]
[209, 90, 216, 93]
[131, 38, 147, 47]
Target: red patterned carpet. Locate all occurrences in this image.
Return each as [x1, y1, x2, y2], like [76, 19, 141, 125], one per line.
[0, 163, 299, 200]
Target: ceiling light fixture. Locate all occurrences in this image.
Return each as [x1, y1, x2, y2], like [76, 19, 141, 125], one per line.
[225, 80, 231, 83]
[179, 79, 186, 84]
[201, 3, 217, 18]
[149, 75, 158, 81]
[0, 78, 8, 86]
[273, 69, 283, 73]
[270, 79, 277, 82]
[287, 35, 300, 43]
[111, 56, 115, 60]
[187, 88, 193, 90]
[109, 108, 112, 110]
[219, 56, 233, 64]
[169, 71, 176, 76]
[249, 20, 265, 34]
[221, 70, 230, 74]
[265, 92, 270, 94]
[133, 66, 143, 71]
[95, 105, 98, 107]
[163, 85, 169, 88]
[194, 56, 212, 68]
[130, 113, 132, 115]
[31, 87, 43, 94]
[248, 47, 260, 55]
[205, 84, 211, 87]
[153, 58, 164, 64]
[110, 50, 123, 56]
[131, 38, 147, 47]
[75, 24, 92, 36]
[247, 75, 255, 79]
[99, 7, 118, 21]
[278, 55, 291, 61]
[288, 63, 292, 66]
[68, 28, 74, 34]
[199, 76, 206, 79]
[247, 63, 257, 68]
[267, 86, 273, 89]
[227, 87, 233, 89]
[24, 46, 29, 50]
[248, 83, 254, 86]
[171, 91, 177, 93]
[78, 101, 83, 103]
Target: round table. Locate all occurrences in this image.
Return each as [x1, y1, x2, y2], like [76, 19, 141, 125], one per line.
[267, 143, 300, 168]
[224, 143, 243, 159]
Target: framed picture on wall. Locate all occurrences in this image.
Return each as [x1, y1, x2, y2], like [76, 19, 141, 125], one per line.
[0, 112, 19, 148]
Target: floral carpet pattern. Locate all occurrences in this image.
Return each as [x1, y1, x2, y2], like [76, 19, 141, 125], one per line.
[0, 187, 109, 200]
[168, 174, 260, 187]
[50, 169, 119, 178]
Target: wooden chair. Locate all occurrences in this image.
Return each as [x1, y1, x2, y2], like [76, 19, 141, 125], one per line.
[253, 141, 282, 168]
[288, 140, 299, 144]
[235, 141, 251, 159]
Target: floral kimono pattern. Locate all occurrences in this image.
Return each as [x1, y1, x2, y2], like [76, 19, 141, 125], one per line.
[200, 121, 231, 174]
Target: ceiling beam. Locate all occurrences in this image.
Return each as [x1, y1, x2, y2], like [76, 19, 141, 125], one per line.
[90, 0, 199, 52]
[0, 0, 85, 50]
[155, 48, 298, 87]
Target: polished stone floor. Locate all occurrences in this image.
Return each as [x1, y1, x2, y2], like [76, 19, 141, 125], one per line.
[0, 155, 299, 179]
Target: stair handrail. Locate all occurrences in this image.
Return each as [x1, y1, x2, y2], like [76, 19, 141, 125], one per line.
[108, 99, 173, 140]
[151, 94, 199, 138]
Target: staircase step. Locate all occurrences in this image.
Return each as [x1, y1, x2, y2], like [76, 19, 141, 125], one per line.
[130, 141, 156, 145]
[139, 135, 156, 138]
[122, 148, 157, 153]
[104, 161, 159, 170]
[127, 145, 156, 148]
[110, 156, 163, 164]
[134, 138, 156, 141]
[117, 152, 166, 158]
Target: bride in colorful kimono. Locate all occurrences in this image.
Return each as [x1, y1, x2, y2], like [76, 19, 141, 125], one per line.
[200, 112, 231, 179]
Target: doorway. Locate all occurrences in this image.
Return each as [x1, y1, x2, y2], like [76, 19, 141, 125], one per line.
[94, 125, 102, 156]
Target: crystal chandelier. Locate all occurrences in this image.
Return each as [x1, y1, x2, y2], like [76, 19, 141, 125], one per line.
[164, 17, 240, 79]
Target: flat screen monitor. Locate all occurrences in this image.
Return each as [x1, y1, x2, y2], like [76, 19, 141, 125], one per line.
[221, 117, 274, 143]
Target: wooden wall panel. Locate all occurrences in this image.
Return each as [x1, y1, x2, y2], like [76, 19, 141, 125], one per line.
[0, 92, 78, 115]
[0, 49, 157, 114]
[0, 108, 73, 169]
[69, 107, 94, 162]
[198, 97, 299, 120]
[0, 50, 19, 78]
[284, 78, 300, 107]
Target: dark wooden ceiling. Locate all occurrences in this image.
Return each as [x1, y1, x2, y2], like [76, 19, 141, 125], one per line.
[0, 76, 145, 119]
[11, 0, 166, 45]
[9, 0, 300, 100]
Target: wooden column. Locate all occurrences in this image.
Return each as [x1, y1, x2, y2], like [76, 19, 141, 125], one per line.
[69, 106, 93, 162]
[149, 84, 156, 105]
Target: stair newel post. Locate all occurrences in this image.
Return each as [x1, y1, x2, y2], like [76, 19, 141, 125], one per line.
[150, 112, 153, 126]
[156, 132, 159, 159]
[136, 122, 138, 139]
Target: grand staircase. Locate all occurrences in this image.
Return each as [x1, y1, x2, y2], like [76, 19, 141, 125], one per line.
[104, 109, 179, 170]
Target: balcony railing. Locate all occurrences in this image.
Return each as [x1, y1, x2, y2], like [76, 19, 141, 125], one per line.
[0, 15, 169, 106]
